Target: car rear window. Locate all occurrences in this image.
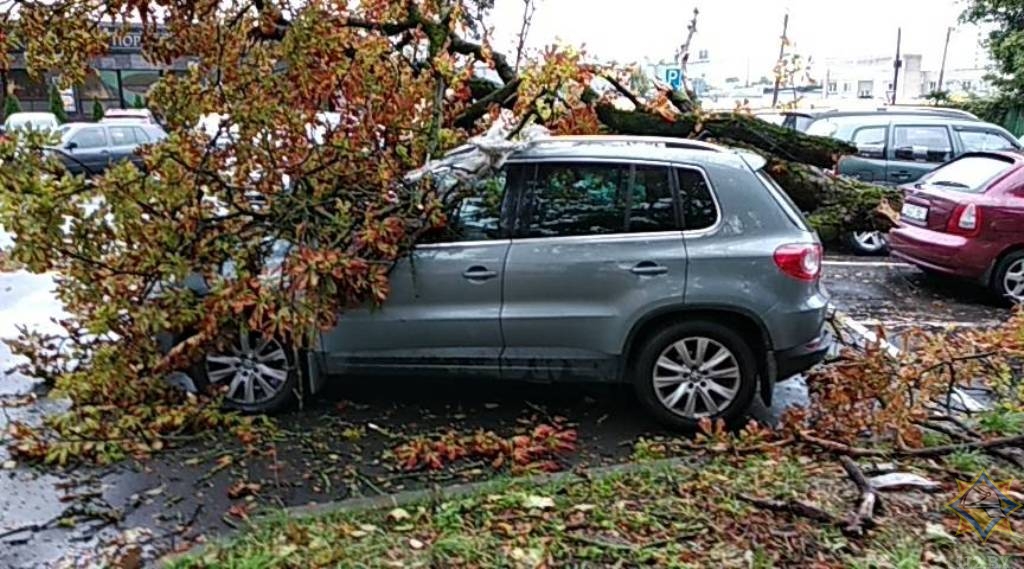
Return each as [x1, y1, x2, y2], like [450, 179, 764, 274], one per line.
[756, 170, 811, 231]
[919, 155, 1015, 193]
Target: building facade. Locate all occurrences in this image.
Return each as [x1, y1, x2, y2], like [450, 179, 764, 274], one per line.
[2, 25, 187, 119]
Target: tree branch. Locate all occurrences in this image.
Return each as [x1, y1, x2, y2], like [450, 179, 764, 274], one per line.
[839, 456, 880, 536]
[449, 35, 517, 83]
[601, 74, 645, 111]
[454, 77, 521, 129]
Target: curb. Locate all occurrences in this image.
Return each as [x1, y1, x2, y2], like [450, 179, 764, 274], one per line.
[158, 455, 694, 566]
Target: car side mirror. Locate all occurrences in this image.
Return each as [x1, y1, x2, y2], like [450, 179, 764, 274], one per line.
[65, 141, 78, 151]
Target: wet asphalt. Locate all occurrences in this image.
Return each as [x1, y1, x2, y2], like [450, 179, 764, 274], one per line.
[0, 254, 1012, 567]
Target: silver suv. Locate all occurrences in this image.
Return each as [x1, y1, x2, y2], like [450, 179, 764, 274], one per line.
[179, 136, 833, 430]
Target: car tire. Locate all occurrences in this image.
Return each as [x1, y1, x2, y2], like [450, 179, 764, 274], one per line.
[190, 332, 298, 414]
[991, 251, 1024, 305]
[845, 231, 889, 256]
[631, 320, 758, 431]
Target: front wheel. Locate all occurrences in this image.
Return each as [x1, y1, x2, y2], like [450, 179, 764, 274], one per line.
[191, 332, 298, 414]
[992, 251, 1024, 305]
[632, 321, 757, 431]
[846, 231, 888, 256]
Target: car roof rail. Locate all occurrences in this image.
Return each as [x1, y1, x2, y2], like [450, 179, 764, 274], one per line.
[527, 135, 725, 152]
[439, 134, 725, 161]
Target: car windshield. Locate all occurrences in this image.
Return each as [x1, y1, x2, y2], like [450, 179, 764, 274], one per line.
[919, 155, 1015, 193]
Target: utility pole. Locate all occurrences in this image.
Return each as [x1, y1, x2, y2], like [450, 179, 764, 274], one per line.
[937, 26, 952, 93]
[891, 27, 902, 105]
[771, 12, 789, 107]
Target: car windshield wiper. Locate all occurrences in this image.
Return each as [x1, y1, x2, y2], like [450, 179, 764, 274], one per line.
[927, 180, 971, 189]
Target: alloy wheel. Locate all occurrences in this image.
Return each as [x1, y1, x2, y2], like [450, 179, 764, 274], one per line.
[1003, 259, 1024, 303]
[852, 231, 886, 253]
[652, 336, 741, 419]
[204, 335, 290, 405]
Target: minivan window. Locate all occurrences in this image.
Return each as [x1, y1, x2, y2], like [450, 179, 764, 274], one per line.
[676, 168, 717, 231]
[850, 126, 887, 158]
[958, 130, 1017, 152]
[893, 125, 952, 163]
[919, 155, 1015, 193]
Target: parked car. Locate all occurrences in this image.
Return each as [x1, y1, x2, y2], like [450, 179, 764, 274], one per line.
[780, 106, 979, 133]
[3, 111, 61, 133]
[48, 121, 167, 176]
[889, 151, 1024, 303]
[100, 108, 158, 124]
[811, 114, 1021, 254]
[163, 135, 833, 429]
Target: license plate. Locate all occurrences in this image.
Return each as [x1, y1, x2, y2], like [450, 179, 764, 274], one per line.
[901, 203, 928, 222]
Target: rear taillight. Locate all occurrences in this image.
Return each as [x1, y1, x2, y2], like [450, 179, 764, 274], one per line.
[774, 243, 822, 281]
[947, 203, 982, 237]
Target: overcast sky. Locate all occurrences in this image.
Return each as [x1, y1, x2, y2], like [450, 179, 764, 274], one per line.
[489, 0, 989, 79]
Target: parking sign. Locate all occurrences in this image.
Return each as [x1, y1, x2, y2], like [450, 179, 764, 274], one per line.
[663, 67, 684, 90]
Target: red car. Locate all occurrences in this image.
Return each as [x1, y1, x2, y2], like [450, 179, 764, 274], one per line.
[889, 151, 1024, 303]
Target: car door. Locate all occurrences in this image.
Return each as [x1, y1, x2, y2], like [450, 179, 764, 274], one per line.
[106, 125, 140, 167]
[500, 160, 686, 382]
[65, 126, 111, 175]
[318, 166, 519, 377]
[886, 123, 954, 185]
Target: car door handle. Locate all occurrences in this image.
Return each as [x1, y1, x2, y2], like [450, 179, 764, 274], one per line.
[630, 262, 668, 276]
[462, 266, 498, 280]
[890, 171, 912, 180]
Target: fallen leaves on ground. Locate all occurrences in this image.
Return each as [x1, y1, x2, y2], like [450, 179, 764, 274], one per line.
[392, 423, 577, 474]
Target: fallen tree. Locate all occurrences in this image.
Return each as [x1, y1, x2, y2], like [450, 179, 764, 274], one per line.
[0, 0, 895, 464]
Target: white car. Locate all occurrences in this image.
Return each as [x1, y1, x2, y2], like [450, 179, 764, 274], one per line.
[3, 112, 60, 133]
[100, 108, 158, 124]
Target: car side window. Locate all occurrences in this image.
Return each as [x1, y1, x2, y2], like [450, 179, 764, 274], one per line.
[133, 127, 151, 143]
[628, 166, 676, 232]
[676, 168, 717, 231]
[108, 126, 136, 146]
[69, 127, 108, 149]
[958, 130, 1017, 152]
[422, 167, 514, 243]
[525, 162, 628, 238]
[893, 125, 952, 163]
[849, 126, 887, 159]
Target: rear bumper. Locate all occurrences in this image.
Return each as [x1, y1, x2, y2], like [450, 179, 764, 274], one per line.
[888, 224, 990, 281]
[773, 325, 833, 381]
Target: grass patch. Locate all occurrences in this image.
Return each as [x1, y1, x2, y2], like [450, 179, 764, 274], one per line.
[167, 452, 1023, 569]
[978, 409, 1024, 436]
[946, 449, 991, 474]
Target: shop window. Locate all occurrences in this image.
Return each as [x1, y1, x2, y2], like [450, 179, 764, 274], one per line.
[120, 70, 161, 107]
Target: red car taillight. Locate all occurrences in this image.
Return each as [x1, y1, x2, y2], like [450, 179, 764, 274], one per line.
[947, 203, 982, 237]
[774, 243, 822, 282]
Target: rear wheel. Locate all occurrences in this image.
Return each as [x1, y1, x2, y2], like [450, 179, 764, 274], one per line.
[846, 231, 888, 256]
[992, 251, 1024, 305]
[191, 332, 298, 414]
[632, 320, 757, 431]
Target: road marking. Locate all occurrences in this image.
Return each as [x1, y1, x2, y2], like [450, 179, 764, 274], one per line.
[823, 260, 912, 268]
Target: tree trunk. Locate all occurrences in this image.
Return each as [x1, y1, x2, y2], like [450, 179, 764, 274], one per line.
[590, 103, 898, 239]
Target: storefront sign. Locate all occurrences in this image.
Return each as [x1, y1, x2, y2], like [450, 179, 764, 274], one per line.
[109, 30, 145, 52]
